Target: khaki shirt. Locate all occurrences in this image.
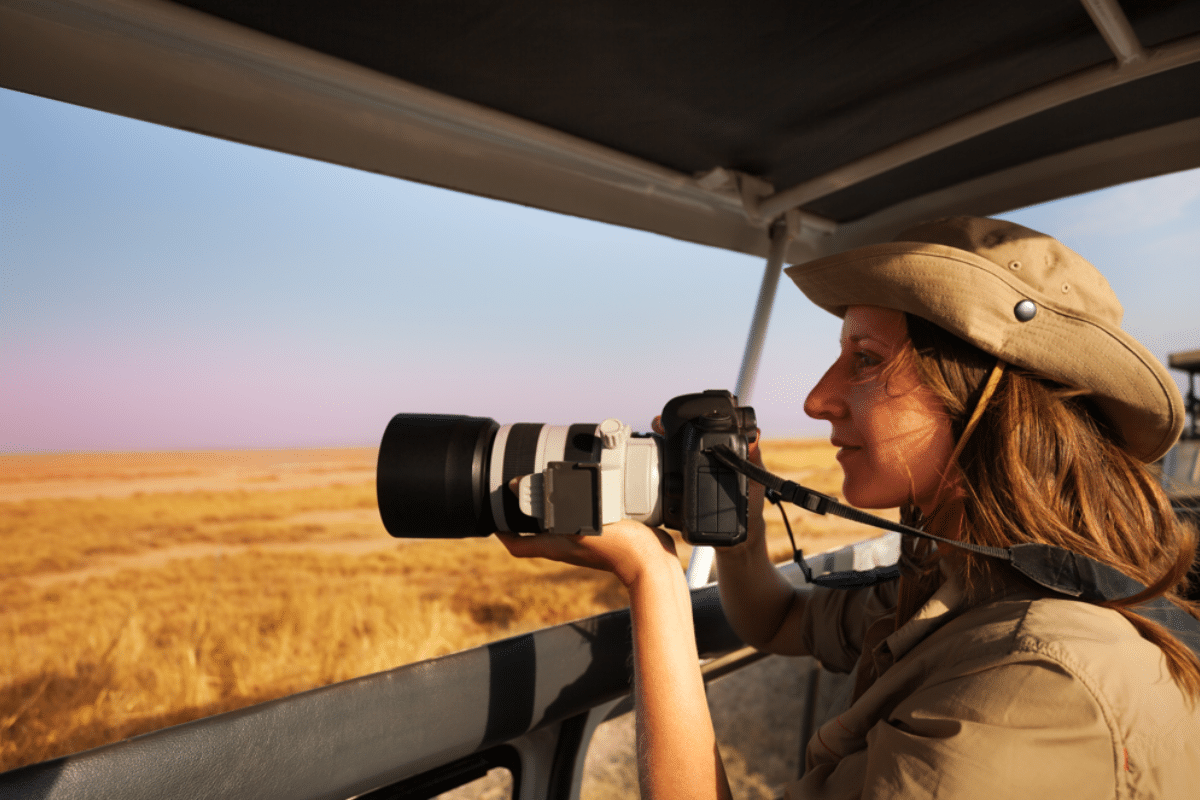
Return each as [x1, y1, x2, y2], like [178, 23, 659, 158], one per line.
[783, 578, 1200, 799]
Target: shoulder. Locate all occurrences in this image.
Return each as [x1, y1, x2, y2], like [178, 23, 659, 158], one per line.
[939, 593, 1139, 657]
[914, 595, 1200, 795]
[930, 595, 1190, 729]
[1014, 599, 1199, 773]
[944, 594, 1182, 704]
[927, 591, 1170, 671]
[803, 594, 1200, 798]
[1010, 596, 1155, 669]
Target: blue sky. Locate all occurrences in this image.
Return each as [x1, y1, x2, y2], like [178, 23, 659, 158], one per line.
[2, 86, 1198, 452]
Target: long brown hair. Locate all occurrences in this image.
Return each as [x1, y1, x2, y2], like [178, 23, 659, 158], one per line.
[898, 312, 1200, 698]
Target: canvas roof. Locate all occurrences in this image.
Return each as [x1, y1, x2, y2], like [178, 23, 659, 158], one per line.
[3, 0, 1200, 261]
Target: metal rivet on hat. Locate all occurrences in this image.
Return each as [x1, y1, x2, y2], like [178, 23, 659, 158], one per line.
[1009, 260, 1021, 270]
[1014, 300, 1037, 322]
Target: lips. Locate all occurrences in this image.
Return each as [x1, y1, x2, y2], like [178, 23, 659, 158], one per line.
[831, 438, 861, 463]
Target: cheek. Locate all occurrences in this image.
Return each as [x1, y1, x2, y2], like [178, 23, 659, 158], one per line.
[887, 404, 955, 495]
[844, 390, 954, 505]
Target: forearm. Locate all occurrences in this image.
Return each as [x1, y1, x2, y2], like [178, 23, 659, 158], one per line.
[498, 519, 733, 798]
[629, 560, 731, 800]
[713, 507, 811, 655]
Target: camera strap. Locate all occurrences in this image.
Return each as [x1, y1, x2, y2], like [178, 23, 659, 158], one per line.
[708, 445, 1200, 657]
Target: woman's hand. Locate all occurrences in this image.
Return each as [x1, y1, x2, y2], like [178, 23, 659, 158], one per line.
[497, 519, 679, 588]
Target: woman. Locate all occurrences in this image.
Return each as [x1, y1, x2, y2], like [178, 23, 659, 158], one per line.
[501, 216, 1200, 798]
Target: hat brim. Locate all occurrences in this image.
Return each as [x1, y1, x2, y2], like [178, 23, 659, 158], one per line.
[785, 242, 1183, 463]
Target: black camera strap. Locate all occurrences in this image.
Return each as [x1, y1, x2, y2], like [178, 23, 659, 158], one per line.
[708, 445, 1200, 657]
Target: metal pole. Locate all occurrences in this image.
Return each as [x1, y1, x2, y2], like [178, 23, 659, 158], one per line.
[686, 220, 789, 588]
[1080, 0, 1147, 66]
[735, 219, 790, 404]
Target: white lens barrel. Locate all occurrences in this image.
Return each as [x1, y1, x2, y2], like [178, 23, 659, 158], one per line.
[490, 423, 602, 532]
[622, 436, 662, 524]
[489, 421, 663, 533]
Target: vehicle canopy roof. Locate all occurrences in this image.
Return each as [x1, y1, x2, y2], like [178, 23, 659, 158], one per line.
[3, 0, 1200, 262]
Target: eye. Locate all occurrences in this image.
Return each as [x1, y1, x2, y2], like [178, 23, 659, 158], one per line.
[852, 349, 882, 370]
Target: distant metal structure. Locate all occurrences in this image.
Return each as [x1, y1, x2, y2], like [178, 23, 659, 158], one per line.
[1169, 350, 1200, 441]
[1165, 350, 1200, 602]
[1164, 350, 1200, 502]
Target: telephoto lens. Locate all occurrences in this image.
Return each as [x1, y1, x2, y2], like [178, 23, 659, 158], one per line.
[376, 414, 661, 538]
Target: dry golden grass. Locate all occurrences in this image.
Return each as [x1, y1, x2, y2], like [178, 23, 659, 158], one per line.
[0, 448, 376, 499]
[0, 485, 380, 578]
[0, 440, 873, 774]
[0, 544, 625, 768]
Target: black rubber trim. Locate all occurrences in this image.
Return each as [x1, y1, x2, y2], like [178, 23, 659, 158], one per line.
[501, 423, 544, 533]
[562, 424, 601, 464]
[482, 636, 537, 748]
[546, 713, 589, 800]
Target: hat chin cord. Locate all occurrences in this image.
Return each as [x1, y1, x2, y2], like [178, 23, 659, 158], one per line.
[937, 359, 1005, 502]
[907, 358, 1007, 533]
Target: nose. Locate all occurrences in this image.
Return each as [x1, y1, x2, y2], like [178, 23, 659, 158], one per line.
[804, 360, 847, 421]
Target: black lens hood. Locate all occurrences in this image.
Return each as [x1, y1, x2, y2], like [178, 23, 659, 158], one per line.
[377, 414, 499, 538]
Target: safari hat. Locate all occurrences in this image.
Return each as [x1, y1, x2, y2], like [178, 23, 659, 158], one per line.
[785, 216, 1184, 463]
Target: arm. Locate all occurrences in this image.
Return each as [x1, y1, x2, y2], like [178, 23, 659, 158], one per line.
[500, 521, 732, 800]
[628, 536, 732, 800]
[712, 444, 813, 655]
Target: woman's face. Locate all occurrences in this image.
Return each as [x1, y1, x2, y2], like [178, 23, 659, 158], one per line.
[804, 306, 955, 514]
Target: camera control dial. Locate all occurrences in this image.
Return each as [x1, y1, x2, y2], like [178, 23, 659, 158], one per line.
[598, 418, 632, 449]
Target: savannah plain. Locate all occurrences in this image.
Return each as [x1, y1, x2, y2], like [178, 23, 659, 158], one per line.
[0, 440, 870, 790]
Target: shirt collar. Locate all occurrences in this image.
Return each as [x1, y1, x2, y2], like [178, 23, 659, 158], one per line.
[883, 568, 965, 661]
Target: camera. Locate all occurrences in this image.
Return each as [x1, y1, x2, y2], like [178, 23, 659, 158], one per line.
[376, 390, 757, 545]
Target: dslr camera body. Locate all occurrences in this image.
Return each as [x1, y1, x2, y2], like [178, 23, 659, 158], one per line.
[376, 390, 757, 545]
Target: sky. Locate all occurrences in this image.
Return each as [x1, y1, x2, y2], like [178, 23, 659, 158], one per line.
[2, 86, 1198, 453]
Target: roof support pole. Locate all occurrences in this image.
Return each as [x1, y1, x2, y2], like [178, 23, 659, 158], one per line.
[1080, 0, 1147, 65]
[686, 219, 790, 589]
[734, 218, 790, 406]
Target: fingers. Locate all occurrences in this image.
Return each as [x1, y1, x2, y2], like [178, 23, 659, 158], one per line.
[748, 427, 765, 466]
[497, 531, 586, 562]
[495, 520, 680, 586]
[651, 526, 679, 558]
[495, 532, 537, 558]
